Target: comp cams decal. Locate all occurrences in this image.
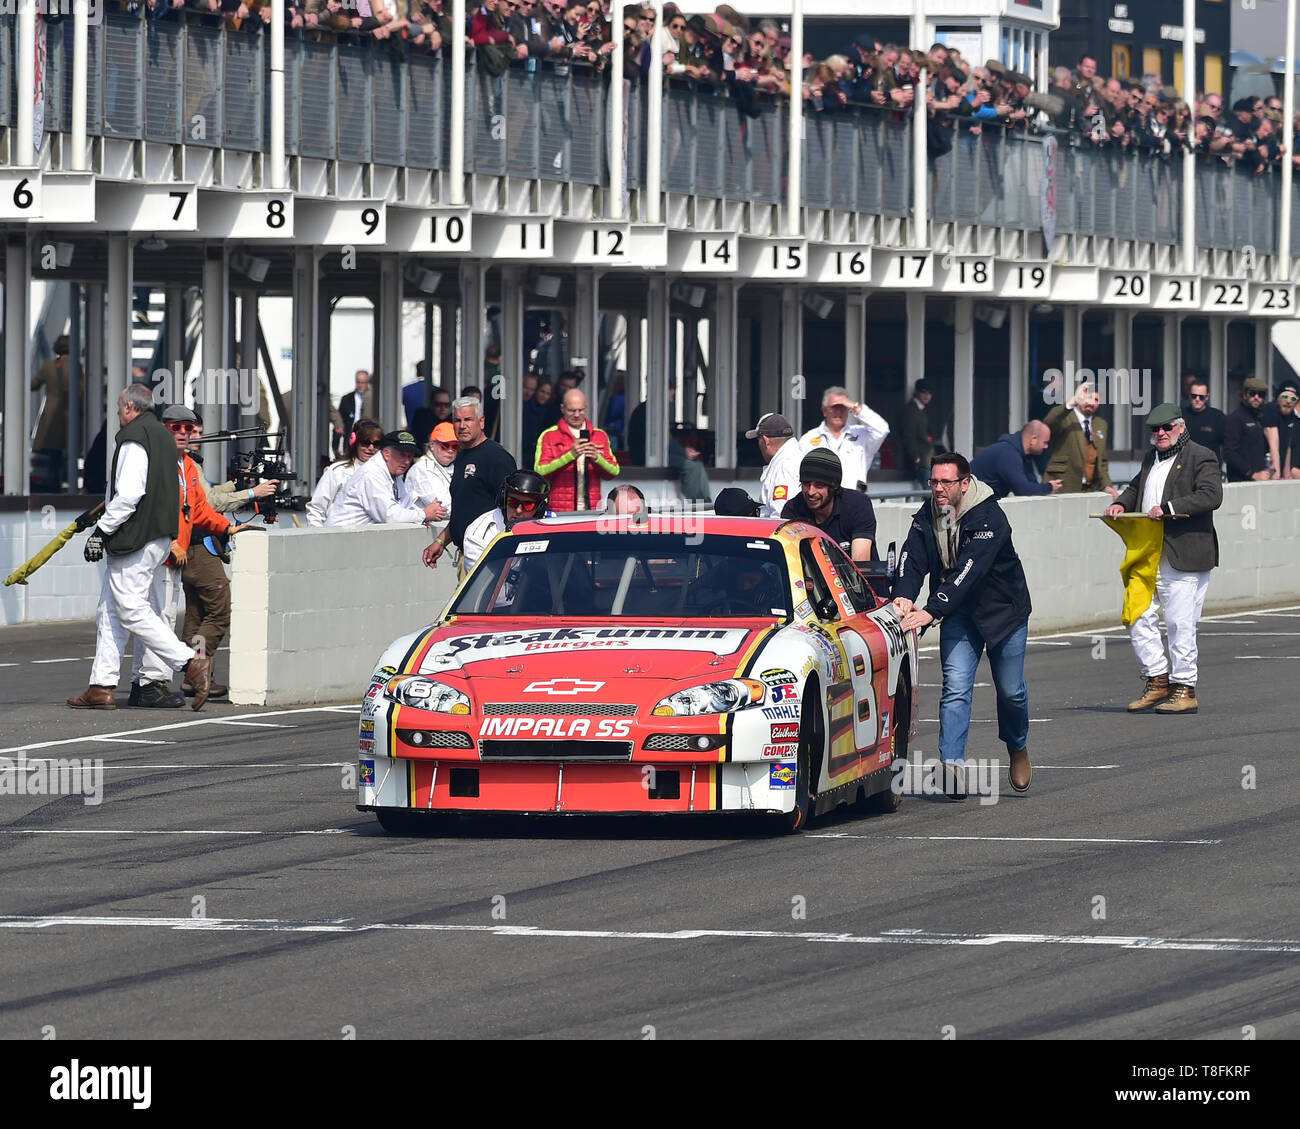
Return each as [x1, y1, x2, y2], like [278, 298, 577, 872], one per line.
[763, 743, 796, 758]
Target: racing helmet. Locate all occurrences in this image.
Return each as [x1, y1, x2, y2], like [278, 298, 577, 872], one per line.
[498, 470, 550, 527]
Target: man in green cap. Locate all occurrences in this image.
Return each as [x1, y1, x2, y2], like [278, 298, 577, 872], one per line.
[1105, 404, 1223, 714]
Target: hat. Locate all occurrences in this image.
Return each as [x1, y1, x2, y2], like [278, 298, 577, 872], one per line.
[799, 448, 843, 488]
[162, 404, 199, 425]
[1243, 377, 1269, 394]
[431, 422, 458, 445]
[1145, 403, 1183, 429]
[382, 430, 422, 455]
[745, 412, 795, 440]
[1279, 378, 1300, 396]
[1232, 98, 1256, 114]
[713, 488, 761, 517]
[914, 378, 934, 394]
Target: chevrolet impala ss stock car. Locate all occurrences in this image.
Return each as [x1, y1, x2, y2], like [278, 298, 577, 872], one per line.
[356, 514, 919, 833]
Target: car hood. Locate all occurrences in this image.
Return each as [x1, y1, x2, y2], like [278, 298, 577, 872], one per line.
[402, 618, 780, 688]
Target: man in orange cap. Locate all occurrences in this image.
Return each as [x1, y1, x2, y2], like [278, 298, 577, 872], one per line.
[405, 419, 458, 534]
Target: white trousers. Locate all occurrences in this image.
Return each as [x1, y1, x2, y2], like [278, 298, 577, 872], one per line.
[90, 538, 195, 688]
[1129, 563, 1211, 685]
[134, 562, 184, 684]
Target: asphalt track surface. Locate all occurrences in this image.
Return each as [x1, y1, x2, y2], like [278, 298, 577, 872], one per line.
[0, 609, 1296, 1042]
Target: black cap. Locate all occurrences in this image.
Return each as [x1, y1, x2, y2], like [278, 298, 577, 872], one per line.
[713, 488, 761, 517]
[744, 413, 795, 440]
[799, 448, 843, 488]
[382, 430, 422, 456]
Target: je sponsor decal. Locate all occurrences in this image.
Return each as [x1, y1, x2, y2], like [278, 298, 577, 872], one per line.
[760, 668, 796, 686]
[523, 678, 605, 695]
[770, 722, 799, 741]
[769, 763, 796, 789]
[762, 704, 800, 720]
[763, 743, 796, 758]
[768, 684, 798, 702]
[366, 683, 382, 700]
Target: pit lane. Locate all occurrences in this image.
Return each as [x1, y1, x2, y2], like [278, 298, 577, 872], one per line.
[0, 612, 1296, 1039]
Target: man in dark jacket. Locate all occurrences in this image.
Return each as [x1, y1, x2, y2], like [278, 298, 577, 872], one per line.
[1181, 379, 1226, 467]
[891, 452, 1033, 795]
[1106, 404, 1223, 715]
[969, 421, 1060, 499]
[1223, 377, 1272, 481]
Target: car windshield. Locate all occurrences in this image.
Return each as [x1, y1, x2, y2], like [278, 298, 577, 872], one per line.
[450, 532, 793, 619]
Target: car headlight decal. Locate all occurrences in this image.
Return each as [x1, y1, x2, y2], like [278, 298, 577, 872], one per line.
[651, 678, 765, 718]
[385, 675, 472, 715]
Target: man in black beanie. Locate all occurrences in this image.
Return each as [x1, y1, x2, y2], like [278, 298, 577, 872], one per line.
[780, 449, 879, 564]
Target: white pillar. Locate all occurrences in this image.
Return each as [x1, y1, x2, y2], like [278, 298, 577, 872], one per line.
[449, 0, 466, 205]
[645, 0, 664, 224]
[911, 3, 928, 248]
[458, 261, 485, 394]
[760, 292, 781, 409]
[787, 0, 804, 236]
[269, 0, 285, 189]
[609, 6, 626, 219]
[646, 276, 669, 468]
[164, 286, 185, 393]
[905, 291, 926, 392]
[3, 236, 32, 495]
[1062, 305, 1082, 375]
[1181, 0, 1197, 274]
[106, 238, 134, 458]
[499, 265, 524, 458]
[291, 248, 320, 481]
[16, 0, 35, 163]
[573, 269, 601, 413]
[1162, 314, 1182, 405]
[714, 280, 739, 471]
[780, 285, 803, 433]
[1255, 319, 1271, 387]
[200, 245, 228, 471]
[1280, 0, 1296, 280]
[953, 298, 974, 457]
[1008, 303, 1028, 430]
[377, 256, 403, 430]
[67, 283, 83, 485]
[72, 0, 89, 171]
[86, 283, 105, 482]
[844, 291, 866, 404]
[1111, 309, 1133, 451]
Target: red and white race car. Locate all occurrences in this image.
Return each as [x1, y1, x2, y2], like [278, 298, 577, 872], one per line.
[357, 514, 918, 832]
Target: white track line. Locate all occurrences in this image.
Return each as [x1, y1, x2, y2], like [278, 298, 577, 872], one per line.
[811, 833, 1220, 845]
[1235, 656, 1300, 660]
[0, 915, 1291, 954]
[93, 738, 172, 746]
[206, 720, 295, 729]
[0, 707, 353, 756]
[30, 657, 82, 664]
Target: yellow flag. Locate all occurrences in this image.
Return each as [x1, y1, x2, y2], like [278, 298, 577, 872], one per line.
[1103, 517, 1164, 626]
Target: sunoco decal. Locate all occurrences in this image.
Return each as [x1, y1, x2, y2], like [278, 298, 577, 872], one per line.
[769, 764, 796, 789]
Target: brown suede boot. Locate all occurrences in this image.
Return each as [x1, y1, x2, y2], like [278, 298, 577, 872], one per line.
[183, 655, 211, 712]
[67, 685, 117, 710]
[1127, 673, 1170, 712]
[1009, 747, 1031, 792]
[1154, 683, 1198, 714]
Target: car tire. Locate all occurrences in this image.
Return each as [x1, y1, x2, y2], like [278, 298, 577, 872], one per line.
[863, 670, 910, 815]
[781, 688, 821, 833]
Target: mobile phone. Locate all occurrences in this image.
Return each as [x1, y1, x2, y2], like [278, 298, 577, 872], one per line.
[579, 429, 591, 441]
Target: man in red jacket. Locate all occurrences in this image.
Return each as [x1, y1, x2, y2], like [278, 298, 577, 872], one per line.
[535, 388, 620, 511]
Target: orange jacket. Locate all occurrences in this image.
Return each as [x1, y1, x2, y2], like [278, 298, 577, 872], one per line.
[168, 454, 232, 566]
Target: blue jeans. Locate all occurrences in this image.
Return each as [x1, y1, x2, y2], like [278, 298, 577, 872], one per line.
[938, 614, 1029, 764]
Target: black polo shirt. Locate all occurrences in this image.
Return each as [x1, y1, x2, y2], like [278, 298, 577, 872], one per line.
[781, 489, 880, 561]
[1182, 405, 1226, 463]
[447, 439, 517, 549]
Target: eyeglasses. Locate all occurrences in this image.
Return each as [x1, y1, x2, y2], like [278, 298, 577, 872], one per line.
[1150, 423, 1179, 434]
[1188, 393, 1208, 401]
[930, 477, 964, 488]
[1281, 393, 1299, 403]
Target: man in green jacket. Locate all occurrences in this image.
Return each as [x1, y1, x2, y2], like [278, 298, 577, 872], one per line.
[67, 385, 212, 712]
[1044, 379, 1120, 497]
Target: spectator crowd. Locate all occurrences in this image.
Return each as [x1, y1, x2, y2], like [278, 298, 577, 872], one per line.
[99, 1, 1297, 171]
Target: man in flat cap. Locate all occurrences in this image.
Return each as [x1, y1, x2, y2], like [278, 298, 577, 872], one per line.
[780, 448, 878, 565]
[326, 430, 449, 527]
[1223, 377, 1274, 482]
[747, 412, 802, 518]
[1105, 404, 1223, 714]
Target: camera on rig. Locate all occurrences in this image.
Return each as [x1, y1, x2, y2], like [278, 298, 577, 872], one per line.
[227, 446, 309, 523]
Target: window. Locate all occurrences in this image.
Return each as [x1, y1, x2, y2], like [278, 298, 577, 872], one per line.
[819, 539, 875, 617]
[1142, 47, 1163, 83]
[1111, 44, 1131, 79]
[1203, 53, 1223, 96]
[799, 542, 837, 622]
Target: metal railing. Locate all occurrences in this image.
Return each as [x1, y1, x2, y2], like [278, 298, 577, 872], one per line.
[4, 11, 1297, 255]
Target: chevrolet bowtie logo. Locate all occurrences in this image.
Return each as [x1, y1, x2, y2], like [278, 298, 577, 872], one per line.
[523, 678, 606, 695]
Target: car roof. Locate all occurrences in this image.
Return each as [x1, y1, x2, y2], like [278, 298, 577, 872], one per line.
[512, 514, 788, 536]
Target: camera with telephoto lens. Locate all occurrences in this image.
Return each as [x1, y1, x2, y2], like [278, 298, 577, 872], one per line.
[227, 446, 308, 523]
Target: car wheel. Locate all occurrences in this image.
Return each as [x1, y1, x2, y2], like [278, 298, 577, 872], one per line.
[781, 690, 821, 833]
[863, 671, 910, 815]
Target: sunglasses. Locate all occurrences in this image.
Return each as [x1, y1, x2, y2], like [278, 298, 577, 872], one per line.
[358, 438, 381, 448]
[1281, 393, 1299, 403]
[1246, 391, 1265, 398]
[166, 422, 196, 433]
[1150, 423, 1179, 433]
[1188, 393, 1208, 401]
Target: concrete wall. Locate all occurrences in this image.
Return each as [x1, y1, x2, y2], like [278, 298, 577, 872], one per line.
[228, 525, 457, 706]
[0, 508, 103, 626]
